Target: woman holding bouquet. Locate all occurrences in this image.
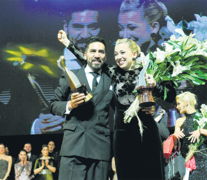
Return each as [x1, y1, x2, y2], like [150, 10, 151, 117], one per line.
[57, 30, 176, 179]
[174, 91, 207, 179]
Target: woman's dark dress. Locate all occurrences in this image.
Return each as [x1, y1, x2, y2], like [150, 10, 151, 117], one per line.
[34, 158, 55, 180]
[0, 159, 8, 179]
[67, 42, 176, 180]
[181, 113, 207, 180]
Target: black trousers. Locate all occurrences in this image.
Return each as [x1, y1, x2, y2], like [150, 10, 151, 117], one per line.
[58, 156, 110, 180]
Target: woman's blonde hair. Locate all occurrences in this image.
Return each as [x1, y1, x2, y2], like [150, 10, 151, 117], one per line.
[115, 38, 141, 58]
[176, 91, 197, 107]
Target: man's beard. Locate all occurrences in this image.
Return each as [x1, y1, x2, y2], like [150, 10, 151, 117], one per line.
[87, 58, 104, 72]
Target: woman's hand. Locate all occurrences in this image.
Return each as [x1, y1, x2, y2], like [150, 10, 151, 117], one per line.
[174, 129, 185, 139]
[189, 129, 201, 143]
[41, 160, 45, 167]
[145, 74, 156, 88]
[45, 159, 49, 167]
[57, 30, 70, 47]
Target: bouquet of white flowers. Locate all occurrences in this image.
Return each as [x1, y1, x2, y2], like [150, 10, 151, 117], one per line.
[124, 29, 207, 138]
[136, 29, 207, 99]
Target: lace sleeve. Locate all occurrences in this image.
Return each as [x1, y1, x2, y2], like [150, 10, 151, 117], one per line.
[26, 162, 32, 176]
[14, 164, 23, 178]
[67, 42, 86, 65]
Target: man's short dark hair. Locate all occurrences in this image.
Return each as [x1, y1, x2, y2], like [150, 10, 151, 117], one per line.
[24, 143, 32, 146]
[85, 36, 106, 52]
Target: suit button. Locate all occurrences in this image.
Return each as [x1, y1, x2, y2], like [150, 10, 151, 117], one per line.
[96, 131, 99, 134]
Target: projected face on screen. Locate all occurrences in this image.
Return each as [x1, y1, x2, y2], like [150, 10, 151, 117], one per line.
[68, 10, 100, 49]
[118, 10, 152, 47]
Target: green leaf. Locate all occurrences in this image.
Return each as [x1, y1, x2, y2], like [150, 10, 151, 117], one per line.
[191, 77, 205, 85]
[171, 55, 181, 62]
[161, 75, 171, 81]
[185, 57, 199, 66]
[185, 70, 198, 77]
[192, 65, 207, 70]
[164, 86, 167, 100]
[158, 63, 166, 71]
[133, 89, 137, 93]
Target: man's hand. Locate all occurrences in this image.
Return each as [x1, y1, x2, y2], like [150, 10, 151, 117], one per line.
[69, 93, 85, 109]
[57, 30, 70, 47]
[145, 74, 156, 88]
[31, 114, 65, 134]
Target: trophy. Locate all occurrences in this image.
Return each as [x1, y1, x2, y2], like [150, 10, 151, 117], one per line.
[137, 58, 155, 107]
[57, 56, 93, 102]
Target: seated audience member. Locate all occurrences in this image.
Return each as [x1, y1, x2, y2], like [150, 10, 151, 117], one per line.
[34, 145, 56, 180]
[15, 150, 32, 180]
[0, 143, 12, 180]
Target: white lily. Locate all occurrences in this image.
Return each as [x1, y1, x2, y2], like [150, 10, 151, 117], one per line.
[197, 117, 207, 128]
[164, 43, 181, 57]
[172, 61, 190, 77]
[154, 48, 165, 64]
[201, 104, 207, 118]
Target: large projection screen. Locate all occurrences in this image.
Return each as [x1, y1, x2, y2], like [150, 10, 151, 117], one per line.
[0, 0, 207, 136]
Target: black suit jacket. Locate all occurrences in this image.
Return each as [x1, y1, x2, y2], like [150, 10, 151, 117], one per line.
[50, 66, 115, 161]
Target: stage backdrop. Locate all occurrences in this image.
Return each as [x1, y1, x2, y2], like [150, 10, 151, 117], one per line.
[0, 0, 207, 136]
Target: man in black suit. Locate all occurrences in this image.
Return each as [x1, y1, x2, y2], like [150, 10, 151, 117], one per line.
[23, 143, 38, 164]
[50, 34, 115, 180]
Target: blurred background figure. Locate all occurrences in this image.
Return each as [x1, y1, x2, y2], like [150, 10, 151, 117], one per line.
[34, 145, 56, 180]
[0, 143, 12, 180]
[5, 145, 16, 180]
[63, 7, 101, 70]
[15, 150, 32, 180]
[118, 0, 169, 54]
[46, 141, 59, 179]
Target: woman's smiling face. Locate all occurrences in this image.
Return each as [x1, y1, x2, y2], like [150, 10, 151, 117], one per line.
[114, 42, 137, 71]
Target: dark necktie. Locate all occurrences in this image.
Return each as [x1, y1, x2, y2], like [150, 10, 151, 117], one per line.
[90, 72, 99, 92]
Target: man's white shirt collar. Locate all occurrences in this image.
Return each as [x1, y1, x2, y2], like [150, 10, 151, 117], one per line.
[85, 65, 102, 74]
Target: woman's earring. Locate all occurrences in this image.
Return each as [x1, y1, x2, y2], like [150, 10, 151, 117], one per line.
[132, 57, 136, 61]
